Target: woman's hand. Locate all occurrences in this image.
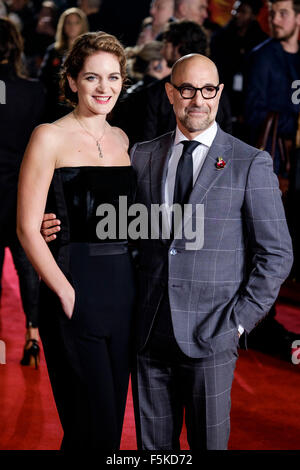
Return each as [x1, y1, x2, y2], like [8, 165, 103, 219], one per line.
[59, 284, 76, 320]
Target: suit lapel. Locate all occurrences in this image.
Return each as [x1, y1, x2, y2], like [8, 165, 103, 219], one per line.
[173, 128, 233, 241]
[147, 128, 233, 243]
[150, 131, 175, 205]
[147, 132, 174, 243]
[188, 127, 232, 207]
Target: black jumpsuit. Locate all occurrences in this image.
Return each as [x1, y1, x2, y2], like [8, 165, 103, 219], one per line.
[39, 166, 136, 451]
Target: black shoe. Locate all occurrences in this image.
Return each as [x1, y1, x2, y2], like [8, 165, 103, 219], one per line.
[20, 339, 40, 369]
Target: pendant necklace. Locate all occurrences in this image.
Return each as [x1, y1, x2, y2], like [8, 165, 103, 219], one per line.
[73, 110, 106, 158]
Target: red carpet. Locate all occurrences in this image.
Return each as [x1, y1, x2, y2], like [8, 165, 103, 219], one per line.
[0, 248, 299, 450]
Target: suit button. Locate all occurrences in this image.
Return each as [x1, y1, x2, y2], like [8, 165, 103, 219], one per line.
[170, 248, 177, 255]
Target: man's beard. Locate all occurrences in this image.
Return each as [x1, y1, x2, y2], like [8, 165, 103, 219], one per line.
[179, 106, 212, 133]
[273, 24, 297, 42]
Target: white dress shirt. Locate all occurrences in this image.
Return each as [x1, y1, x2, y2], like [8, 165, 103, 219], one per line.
[164, 121, 218, 209]
[164, 121, 244, 336]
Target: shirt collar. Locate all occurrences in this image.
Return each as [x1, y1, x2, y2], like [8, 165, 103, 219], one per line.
[174, 121, 218, 148]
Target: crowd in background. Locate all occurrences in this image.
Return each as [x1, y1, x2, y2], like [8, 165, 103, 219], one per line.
[1, 0, 300, 362]
[0, 0, 295, 145]
[0, 0, 292, 150]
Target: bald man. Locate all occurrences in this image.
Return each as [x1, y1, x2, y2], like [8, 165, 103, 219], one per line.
[130, 54, 293, 450]
[174, 0, 208, 25]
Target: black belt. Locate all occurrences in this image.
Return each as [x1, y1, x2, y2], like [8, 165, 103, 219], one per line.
[70, 241, 129, 256]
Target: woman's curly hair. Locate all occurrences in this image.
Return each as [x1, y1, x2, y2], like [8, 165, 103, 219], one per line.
[60, 31, 127, 107]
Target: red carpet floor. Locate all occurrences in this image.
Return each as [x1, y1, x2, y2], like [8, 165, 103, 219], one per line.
[0, 248, 299, 450]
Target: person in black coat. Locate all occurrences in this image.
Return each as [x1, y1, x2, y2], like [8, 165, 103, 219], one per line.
[110, 40, 171, 146]
[245, 39, 300, 169]
[210, 0, 267, 139]
[0, 18, 45, 366]
[243, 0, 300, 359]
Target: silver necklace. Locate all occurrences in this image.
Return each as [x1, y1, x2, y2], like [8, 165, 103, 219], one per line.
[73, 110, 106, 158]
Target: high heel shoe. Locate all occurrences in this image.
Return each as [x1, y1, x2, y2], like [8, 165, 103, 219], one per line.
[20, 339, 40, 369]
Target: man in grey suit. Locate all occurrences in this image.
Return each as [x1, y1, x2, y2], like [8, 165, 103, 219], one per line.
[41, 54, 293, 450]
[130, 53, 293, 450]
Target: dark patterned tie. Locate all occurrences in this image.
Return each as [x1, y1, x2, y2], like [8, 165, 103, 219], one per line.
[173, 140, 200, 206]
[172, 140, 200, 236]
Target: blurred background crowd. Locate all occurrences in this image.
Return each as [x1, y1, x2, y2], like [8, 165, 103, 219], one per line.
[1, 0, 300, 364]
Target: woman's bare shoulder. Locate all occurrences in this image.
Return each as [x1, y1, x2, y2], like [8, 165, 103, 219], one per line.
[111, 126, 129, 149]
[30, 113, 74, 147]
[31, 122, 63, 142]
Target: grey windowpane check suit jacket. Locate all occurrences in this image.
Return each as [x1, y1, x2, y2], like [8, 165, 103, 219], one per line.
[130, 126, 293, 358]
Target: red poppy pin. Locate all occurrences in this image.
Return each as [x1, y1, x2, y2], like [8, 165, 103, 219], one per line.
[216, 157, 226, 170]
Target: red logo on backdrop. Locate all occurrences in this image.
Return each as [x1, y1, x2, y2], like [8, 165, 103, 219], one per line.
[52, 58, 60, 67]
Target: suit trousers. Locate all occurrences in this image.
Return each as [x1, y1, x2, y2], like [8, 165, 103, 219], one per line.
[132, 292, 238, 450]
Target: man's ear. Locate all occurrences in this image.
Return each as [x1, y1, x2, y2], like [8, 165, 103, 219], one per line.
[67, 75, 77, 93]
[165, 81, 174, 105]
[217, 83, 224, 100]
[296, 12, 300, 26]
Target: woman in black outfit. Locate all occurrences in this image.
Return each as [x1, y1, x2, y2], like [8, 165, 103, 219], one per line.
[17, 32, 136, 450]
[0, 18, 45, 367]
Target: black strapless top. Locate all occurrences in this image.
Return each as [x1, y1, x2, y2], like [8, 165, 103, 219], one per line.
[46, 166, 136, 245]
